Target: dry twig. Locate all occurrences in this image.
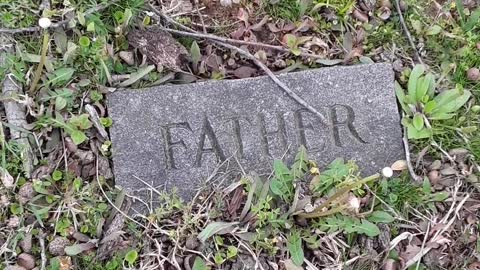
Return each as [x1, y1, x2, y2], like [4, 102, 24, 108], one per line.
[394, 0, 424, 65]
[402, 124, 422, 182]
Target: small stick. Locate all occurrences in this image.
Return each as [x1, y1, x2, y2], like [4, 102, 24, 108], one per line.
[37, 232, 47, 270]
[402, 125, 422, 182]
[193, 0, 207, 33]
[216, 40, 329, 124]
[394, 0, 424, 65]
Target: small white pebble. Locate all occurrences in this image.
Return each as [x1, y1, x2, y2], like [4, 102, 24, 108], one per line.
[382, 167, 394, 178]
[38, 17, 52, 29]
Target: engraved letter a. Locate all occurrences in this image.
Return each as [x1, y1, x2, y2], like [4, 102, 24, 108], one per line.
[195, 116, 226, 167]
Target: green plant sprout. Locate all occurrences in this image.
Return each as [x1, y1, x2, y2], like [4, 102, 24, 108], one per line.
[395, 64, 471, 139]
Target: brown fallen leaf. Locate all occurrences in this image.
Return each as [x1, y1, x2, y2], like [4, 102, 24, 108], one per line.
[352, 9, 369, 22]
[391, 160, 407, 171]
[128, 26, 188, 71]
[0, 167, 14, 189]
[283, 259, 303, 270]
[233, 66, 257, 78]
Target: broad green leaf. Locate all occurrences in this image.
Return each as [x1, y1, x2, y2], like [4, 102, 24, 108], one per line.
[429, 112, 456, 120]
[411, 19, 423, 33]
[273, 160, 291, 177]
[423, 177, 432, 194]
[54, 29, 68, 53]
[368, 211, 395, 224]
[124, 250, 138, 265]
[426, 25, 442, 35]
[407, 123, 431, 139]
[292, 145, 308, 179]
[48, 67, 75, 86]
[416, 73, 435, 101]
[214, 253, 225, 265]
[432, 89, 471, 115]
[287, 231, 304, 266]
[118, 65, 155, 87]
[198, 222, 239, 243]
[464, 8, 480, 31]
[55, 96, 67, 111]
[315, 59, 343, 66]
[455, 0, 465, 23]
[407, 65, 425, 103]
[190, 41, 201, 65]
[270, 179, 285, 196]
[65, 243, 95, 256]
[87, 21, 95, 32]
[424, 100, 437, 114]
[395, 82, 410, 114]
[291, 48, 302, 56]
[284, 34, 297, 48]
[68, 114, 92, 130]
[425, 73, 436, 98]
[357, 220, 380, 237]
[359, 56, 374, 64]
[412, 113, 424, 130]
[430, 191, 449, 202]
[52, 170, 63, 181]
[64, 42, 78, 63]
[69, 130, 87, 145]
[226, 246, 238, 259]
[192, 257, 210, 270]
[77, 11, 86, 25]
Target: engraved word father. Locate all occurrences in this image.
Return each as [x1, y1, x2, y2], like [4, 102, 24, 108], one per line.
[160, 104, 367, 170]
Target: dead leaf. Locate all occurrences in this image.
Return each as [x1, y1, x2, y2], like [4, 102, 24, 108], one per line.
[128, 27, 188, 71]
[378, 6, 391, 20]
[197, 222, 239, 243]
[58, 256, 72, 270]
[399, 244, 421, 264]
[234, 66, 257, 78]
[267, 23, 282, 32]
[250, 16, 269, 31]
[64, 242, 96, 256]
[468, 262, 480, 270]
[283, 259, 304, 270]
[0, 167, 14, 189]
[237, 8, 249, 27]
[352, 9, 369, 22]
[382, 258, 398, 270]
[231, 26, 247, 39]
[391, 160, 407, 171]
[119, 51, 134, 65]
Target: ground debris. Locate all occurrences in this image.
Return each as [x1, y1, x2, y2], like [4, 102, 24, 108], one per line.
[127, 26, 188, 71]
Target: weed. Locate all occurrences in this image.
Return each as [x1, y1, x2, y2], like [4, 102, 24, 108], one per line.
[396, 64, 471, 139]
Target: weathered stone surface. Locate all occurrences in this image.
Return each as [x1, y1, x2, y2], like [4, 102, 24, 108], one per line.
[108, 63, 404, 204]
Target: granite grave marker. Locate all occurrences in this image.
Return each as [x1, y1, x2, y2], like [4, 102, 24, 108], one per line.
[108, 63, 404, 204]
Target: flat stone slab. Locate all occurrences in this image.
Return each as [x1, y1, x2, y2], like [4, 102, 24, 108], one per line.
[108, 63, 404, 205]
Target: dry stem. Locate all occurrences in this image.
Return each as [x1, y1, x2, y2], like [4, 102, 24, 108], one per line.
[394, 0, 424, 65]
